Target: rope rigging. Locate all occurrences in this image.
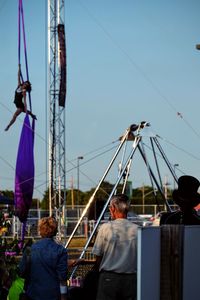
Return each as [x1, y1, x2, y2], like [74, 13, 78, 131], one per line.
[78, 0, 200, 143]
[18, 0, 31, 111]
[4, 0, 36, 132]
[13, 0, 36, 246]
[1, 2, 200, 215]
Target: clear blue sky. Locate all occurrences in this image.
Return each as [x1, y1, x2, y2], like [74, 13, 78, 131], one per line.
[0, 0, 200, 200]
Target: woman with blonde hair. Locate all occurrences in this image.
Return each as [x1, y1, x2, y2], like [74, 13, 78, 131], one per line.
[19, 217, 68, 300]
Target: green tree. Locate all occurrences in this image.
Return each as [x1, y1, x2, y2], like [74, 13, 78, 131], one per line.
[0, 190, 14, 199]
[40, 189, 49, 210]
[40, 188, 68, 209]
[31, 198, 40, 209]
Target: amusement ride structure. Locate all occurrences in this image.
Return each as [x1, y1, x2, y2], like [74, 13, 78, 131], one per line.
[66, 121, 180, 281]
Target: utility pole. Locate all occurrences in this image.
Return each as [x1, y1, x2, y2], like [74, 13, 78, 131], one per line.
[163, 175, 170, 210]
[142, 184, 145, 215]
[77, 156, 84, 205]
[70, 176, 74, 209]
[141, 184, 156, 214]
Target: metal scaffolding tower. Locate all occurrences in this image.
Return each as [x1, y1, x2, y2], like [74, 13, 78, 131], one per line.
[47, 0, 66, 216]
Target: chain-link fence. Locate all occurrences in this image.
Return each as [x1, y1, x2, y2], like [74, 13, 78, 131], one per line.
[0, 204, 170, 240]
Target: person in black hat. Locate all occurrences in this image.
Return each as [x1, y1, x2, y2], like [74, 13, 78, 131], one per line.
[160, 175, 200, 225]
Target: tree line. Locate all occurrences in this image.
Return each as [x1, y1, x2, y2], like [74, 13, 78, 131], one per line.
[0, 181, 173, 212]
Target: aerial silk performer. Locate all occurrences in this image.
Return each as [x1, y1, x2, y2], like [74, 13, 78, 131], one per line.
[4, 65, 36, 131]
[14, 0, 36, 244]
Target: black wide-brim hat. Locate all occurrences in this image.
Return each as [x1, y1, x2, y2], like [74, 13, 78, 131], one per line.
[172, 175, 200, 207]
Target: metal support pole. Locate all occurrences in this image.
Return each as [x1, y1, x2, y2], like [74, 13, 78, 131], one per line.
[137, 143, 169, 211]
[65, 125, 134, 248]
[72, 135, 141, 264]
[150, 137, 163, 191]
[173, 164, 179, 190]
[153, 137, 178, 184]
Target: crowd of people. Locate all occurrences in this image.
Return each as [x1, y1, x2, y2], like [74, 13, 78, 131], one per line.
[0, 211, 12, 236]
[0, 194, 138, 300]
[1, 175, 200, 300]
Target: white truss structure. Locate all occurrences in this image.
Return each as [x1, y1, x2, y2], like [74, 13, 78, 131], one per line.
[47, 0, 66, 216]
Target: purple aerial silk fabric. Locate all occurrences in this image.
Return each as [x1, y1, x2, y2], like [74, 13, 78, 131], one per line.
[15, 114, 35, 222]
[58, 24, 66, 107]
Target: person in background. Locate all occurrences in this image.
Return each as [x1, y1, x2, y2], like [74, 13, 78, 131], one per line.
[7, 262, 24, 300]
[5, 65, 36, 131]
[19, 216, 68, 300]
[92, 193, 138, 300]
[2, 212, 12, 236]
[160, 175, 200, 225]
[0, 257, 13, 300]
[8, 275, 24, 300]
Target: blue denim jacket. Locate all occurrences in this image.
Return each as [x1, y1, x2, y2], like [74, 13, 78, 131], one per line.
[19, 238, 68, 300]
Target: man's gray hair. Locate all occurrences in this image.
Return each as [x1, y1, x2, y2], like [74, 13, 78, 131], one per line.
[110, 194, 130, 214]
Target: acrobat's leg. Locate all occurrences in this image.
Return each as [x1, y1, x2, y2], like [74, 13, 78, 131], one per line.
[27, 110, 37, 120]
[5, 108, 23, 131]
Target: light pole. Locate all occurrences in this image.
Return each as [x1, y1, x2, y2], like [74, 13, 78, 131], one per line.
[77, 156, 84, 205]
[163, 175, 170, 201]
[141, 185, 156, 214]
[174, 163, 179, 190]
